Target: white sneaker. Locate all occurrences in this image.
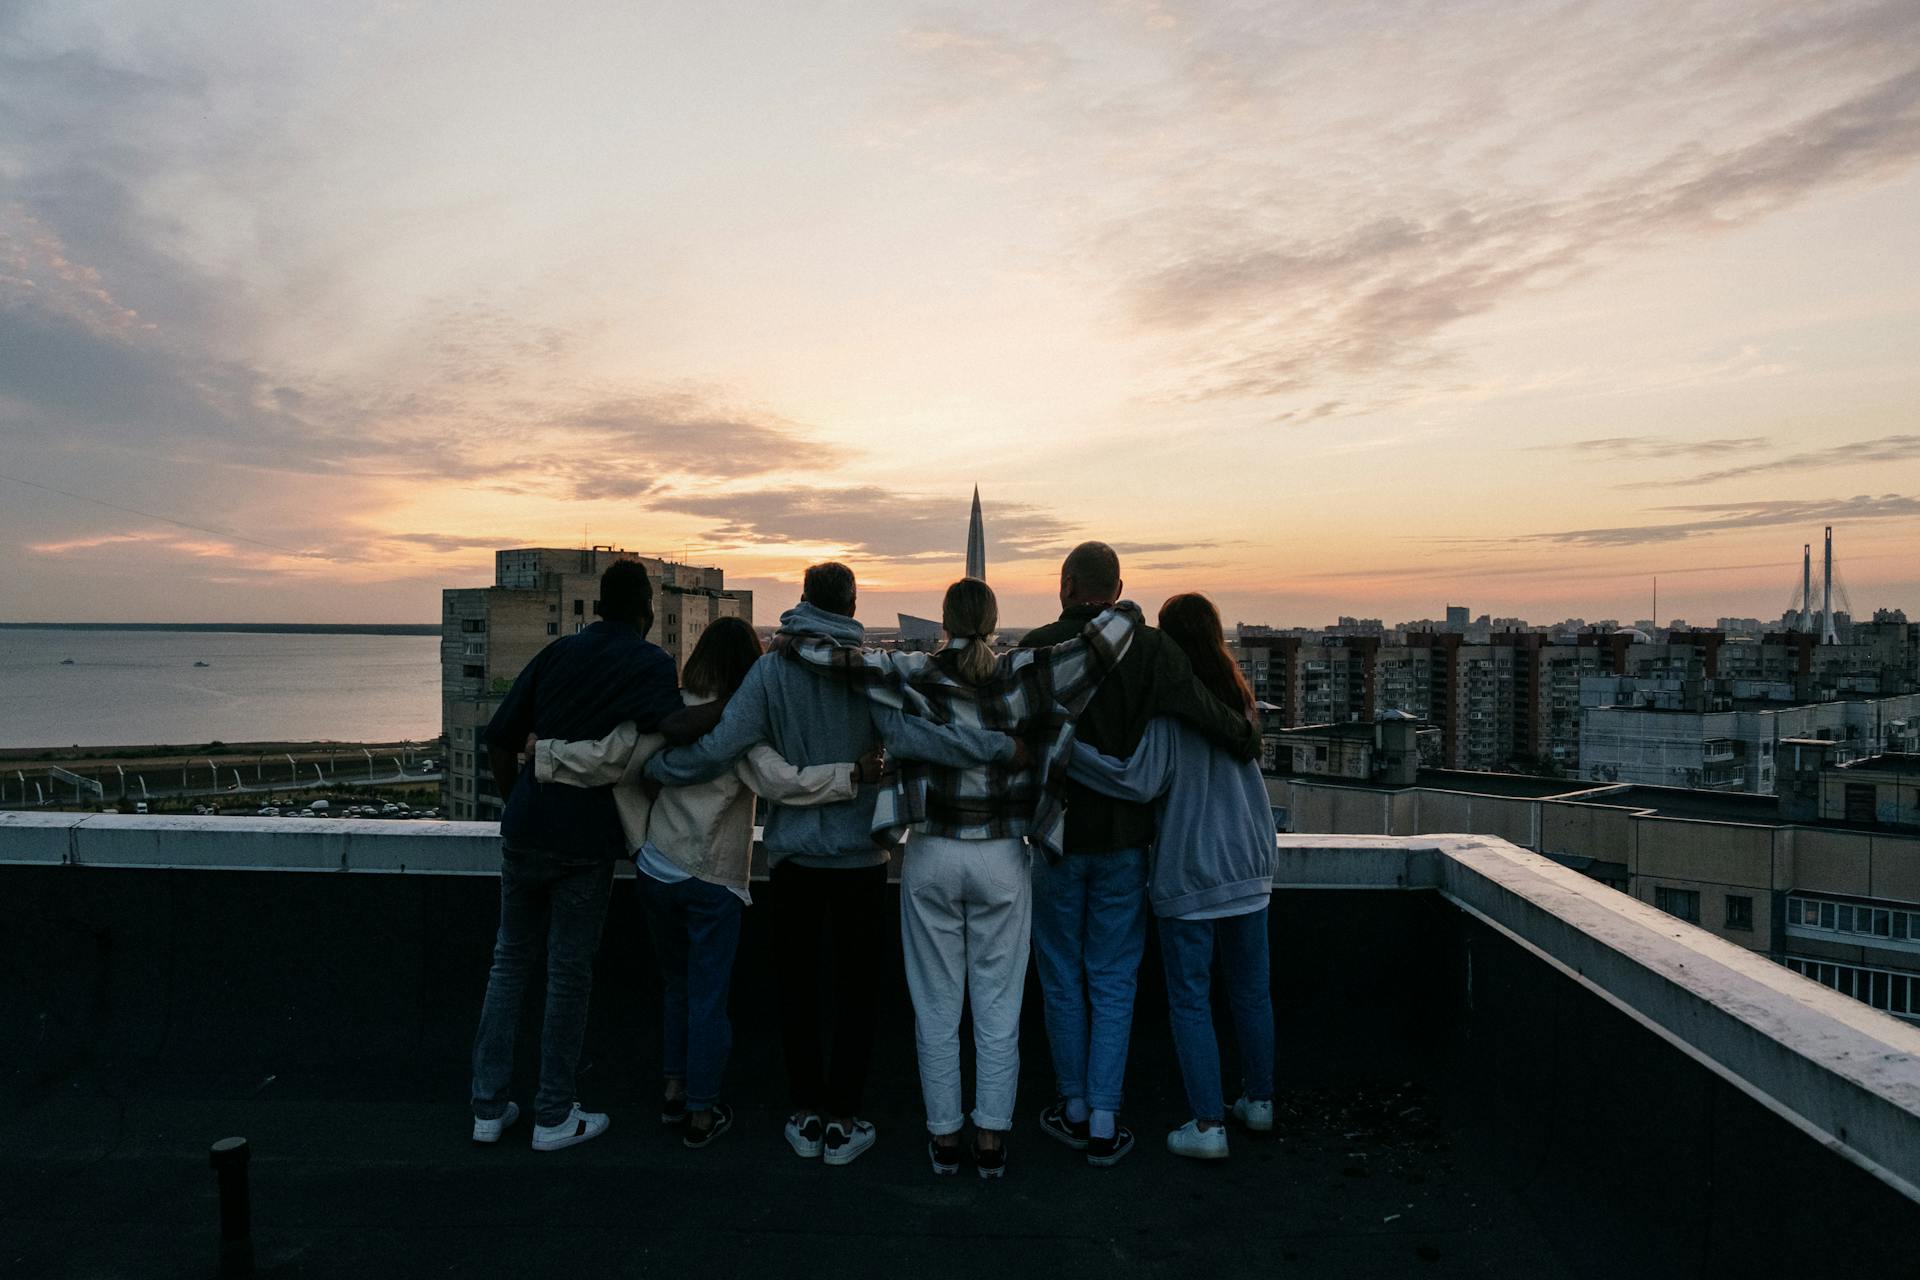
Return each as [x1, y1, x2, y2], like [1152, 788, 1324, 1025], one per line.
[1166, 1119, 1229, 1160]
[531, 1104, 610, 1151]
[1231, 1096, 1274, 1132]
[785, 1113, 825, 1159]
[822, 1119, 876, 1166]
[472, 1101, 520, 1144]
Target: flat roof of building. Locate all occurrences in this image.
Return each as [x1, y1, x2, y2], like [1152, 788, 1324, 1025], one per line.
[1560, 785, 1785, 824]
[1839, 753, 1920, 777]
[1267, 767, 1598, 800]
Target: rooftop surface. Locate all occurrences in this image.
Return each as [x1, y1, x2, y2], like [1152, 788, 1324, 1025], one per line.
[6, 822, 1919, 1277]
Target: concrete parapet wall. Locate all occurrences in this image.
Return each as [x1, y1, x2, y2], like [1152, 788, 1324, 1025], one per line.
[1275, 833, 1920, 1204]
[0, 810, 504, 874]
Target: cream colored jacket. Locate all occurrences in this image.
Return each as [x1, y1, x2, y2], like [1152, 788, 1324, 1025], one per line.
[533, 691, 856, 895]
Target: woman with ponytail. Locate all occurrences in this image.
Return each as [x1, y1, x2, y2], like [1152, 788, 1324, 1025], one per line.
[1064, 592, 1276, 1162]
[889, 577, 1033, 1177]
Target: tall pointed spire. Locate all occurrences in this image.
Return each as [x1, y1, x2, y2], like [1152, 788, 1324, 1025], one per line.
[966, 486, 987, 582]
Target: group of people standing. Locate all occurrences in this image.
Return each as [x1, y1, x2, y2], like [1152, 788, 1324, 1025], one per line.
[468, 541, 1280, 1176]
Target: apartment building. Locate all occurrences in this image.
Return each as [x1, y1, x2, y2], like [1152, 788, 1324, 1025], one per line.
[1579, 692, 1920, 794]
[1239, 620, 1920, 782]
[440, 546, 752, 820]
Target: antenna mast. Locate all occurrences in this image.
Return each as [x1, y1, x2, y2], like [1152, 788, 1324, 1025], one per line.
[1821, 526, 1838, 644]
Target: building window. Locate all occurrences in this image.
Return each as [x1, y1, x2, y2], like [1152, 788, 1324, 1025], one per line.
[1725, 895, 1753, 931]
[1786, 894, 1917, 943]
[1654, 887, 1700, 923]
[1783, 956, 1918, 1021]
[460, 619, 487, 634]
[462, 664, 484, 679]
[546, 622, 558, 636]
[573, 599, 584, 615]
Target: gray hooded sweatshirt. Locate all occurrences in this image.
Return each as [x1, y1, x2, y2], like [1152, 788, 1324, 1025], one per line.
[1067, 715, 1277, 919]
[644, 601, 1016, 868]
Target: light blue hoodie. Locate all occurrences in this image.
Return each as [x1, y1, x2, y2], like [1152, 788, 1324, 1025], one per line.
[645, 601, 1015, 868]
[1067, 715, 1276, 919]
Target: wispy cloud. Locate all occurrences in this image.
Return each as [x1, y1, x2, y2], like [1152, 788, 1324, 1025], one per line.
[893, 18, 1069, 117]
[882, 2, 1920, 407]
[651, 485, 1077, 563]
[648, 485, 1220, 569]
[1120, 61, 1920, 401]
[1498, 494, 1920, 548]
[1621, 433, 1920, 489]
[1555, 436, 1775, 461]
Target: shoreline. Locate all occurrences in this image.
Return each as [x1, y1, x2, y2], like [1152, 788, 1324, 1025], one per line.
[0, 739, 441, 768]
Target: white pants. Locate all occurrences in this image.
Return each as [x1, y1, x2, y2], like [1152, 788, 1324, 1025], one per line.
[900, 833, 1032, 1134]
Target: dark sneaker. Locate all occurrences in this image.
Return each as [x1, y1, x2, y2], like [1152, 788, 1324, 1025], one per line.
[822, 1118, 876, 1166]
[661, 1095, 687, 1126]
[683, 1102, 733, 1150]
[973, 1134, 1008, 1180]
[1085, 1126, 1135, 1168]
[928, 1138, 962, 1177]
[785, 1113, 825, 1159]
[1038, 1101, 1089, 1151]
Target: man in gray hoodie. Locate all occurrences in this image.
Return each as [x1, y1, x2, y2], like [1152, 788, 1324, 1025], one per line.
[644, 562, 1018, 1167]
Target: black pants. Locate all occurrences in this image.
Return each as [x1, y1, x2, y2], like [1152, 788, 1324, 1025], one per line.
[769, 860, 889, 1117]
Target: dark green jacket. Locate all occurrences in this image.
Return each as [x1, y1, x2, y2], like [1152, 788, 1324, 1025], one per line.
[1020, 605, 1259, 856]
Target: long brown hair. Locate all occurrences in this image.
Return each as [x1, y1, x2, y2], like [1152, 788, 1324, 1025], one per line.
[941, 577, 1000, 686]
[1158, 593, 1253, 716]
[680, 616, 764, 700]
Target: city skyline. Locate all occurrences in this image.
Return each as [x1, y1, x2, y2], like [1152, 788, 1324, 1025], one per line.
[4, 1, 1920, 628]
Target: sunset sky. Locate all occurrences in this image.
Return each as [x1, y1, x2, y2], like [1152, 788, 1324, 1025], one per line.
[3, 0, 1918, 629]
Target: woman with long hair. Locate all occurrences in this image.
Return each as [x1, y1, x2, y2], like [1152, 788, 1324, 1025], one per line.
[532, 616, 883, 1148]
[1065, 592, 1276, 1160]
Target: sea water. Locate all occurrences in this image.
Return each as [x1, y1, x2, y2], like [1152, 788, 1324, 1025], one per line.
[0, 629, 441, 749]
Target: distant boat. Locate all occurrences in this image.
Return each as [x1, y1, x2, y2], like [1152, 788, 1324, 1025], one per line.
[194, 661, 211, 667]
[60, 658, 76, 665]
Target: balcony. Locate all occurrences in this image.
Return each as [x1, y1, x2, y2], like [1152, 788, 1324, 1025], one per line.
[4, 816, 1918, 1276]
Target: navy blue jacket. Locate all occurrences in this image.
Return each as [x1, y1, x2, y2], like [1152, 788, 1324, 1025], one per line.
[487, 620, 684, 859]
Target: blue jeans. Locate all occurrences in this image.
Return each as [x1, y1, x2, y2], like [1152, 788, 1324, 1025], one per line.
[636, 872, 744, 1111]
[470, 845, 615, 1128]
[1158, 908, 1276, 1123]
[1031, 848, 1148, 1112]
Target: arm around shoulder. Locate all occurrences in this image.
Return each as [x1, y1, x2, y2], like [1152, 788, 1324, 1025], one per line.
[737, 743, 858, 808]
[874, 705, 1017, 767]
[536, 722, 644, 788]
[1065, 717, 1176, 802]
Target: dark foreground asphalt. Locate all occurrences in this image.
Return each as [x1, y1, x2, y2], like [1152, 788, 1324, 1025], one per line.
[2, 867, 1583, 1279]
[3, 1027, 1571, 1280]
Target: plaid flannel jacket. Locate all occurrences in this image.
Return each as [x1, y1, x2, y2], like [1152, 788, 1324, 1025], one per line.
[779, 603, 1141, 860]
